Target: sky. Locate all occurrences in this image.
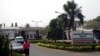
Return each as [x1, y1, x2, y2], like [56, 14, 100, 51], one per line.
[0, 0, 100, 27]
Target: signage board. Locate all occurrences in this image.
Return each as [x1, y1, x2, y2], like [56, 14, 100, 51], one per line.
[71, 31, 94, 45]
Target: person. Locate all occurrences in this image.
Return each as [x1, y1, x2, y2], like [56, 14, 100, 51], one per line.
[23, 39, 30, 56]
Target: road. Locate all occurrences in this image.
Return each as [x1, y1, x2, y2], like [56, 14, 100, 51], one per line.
[30, 44, 100, 56]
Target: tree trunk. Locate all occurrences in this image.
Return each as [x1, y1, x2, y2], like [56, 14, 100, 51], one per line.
[72, 23, 76, 31]
[74, 23, 76, 31]
[68, 18, 74, 40]
[68, 29, 71, 40]
[54, 39, 56, 43]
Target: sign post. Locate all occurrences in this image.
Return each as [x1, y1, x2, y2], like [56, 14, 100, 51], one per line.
[71, 31, 94, 45]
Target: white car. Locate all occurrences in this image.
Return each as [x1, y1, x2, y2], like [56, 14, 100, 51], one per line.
[11, 41, 23, 52]
[15, 36, 24, 44]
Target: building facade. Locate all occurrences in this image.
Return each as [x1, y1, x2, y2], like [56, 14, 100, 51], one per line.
[0, 27, 43, 39]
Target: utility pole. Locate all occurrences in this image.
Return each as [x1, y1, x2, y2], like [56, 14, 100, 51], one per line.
[32, 20, 42, 39]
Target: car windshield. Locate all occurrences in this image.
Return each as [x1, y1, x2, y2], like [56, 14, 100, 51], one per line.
[16, 36, 23, 38]
[15, 38, 24, 41]
[15, 36, 24, 41]
[12, 42, 22, 47]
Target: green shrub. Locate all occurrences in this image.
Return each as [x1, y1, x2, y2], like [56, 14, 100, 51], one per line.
[58, 46, 65, 50]
[35, 40, 72, 48]
[30, 40, 43, 43]
[30, 40, 39, 43]
[38, 42, 68, 50]
[66, 46, 92, 51]
[58, 46, 63, 49]
[66, 46, 79, 51]
[37, 41, 93, 51]
[49, 41, 71, 47]
[0, 34, 10, 56]
[37, 43, 59, 49]
[96, 46, 100, 50]
[79, 46, 92, 51]
[49, 44, 57, 48]
[31, 40, 50, 44]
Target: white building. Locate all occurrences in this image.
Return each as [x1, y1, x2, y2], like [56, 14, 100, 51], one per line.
[0, 27, 43, 39]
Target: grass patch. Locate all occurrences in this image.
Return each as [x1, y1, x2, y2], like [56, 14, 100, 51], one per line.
[12, 52, 23, 56]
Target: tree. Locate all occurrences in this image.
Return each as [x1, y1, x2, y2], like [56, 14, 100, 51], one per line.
[20, 31, 26, 40]
[93, 16, 100, 21]
[0, 34, 10, 56]
[42, 26, 50, 35]
[0, 24, 2, 28]
[83, 16, 100, 29]
[15, 22, 18, 27]
[47, 16, 68, 41]
[26, 24, 30, 28]
[4, 23, 5, 27]
[47, 18, 58, 42]
[63, 0, 84, 39]
[58, 14, 68, 29]
[11, 23, 13, 27]
[57, 14, 68, 40]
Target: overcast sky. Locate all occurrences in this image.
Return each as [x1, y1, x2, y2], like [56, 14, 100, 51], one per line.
[0, 0, 100, 27]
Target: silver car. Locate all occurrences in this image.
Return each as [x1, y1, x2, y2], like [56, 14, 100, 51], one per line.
[15, 36, 24, 44]
[11, 41, 23, 52]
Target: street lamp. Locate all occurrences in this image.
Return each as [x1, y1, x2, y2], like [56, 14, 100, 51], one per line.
[32, 20, 42, 28]
[55, 11, 66, 14]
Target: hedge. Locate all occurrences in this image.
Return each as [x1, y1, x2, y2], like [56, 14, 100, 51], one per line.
[30, 40, 49, 43]
[95, 45, 100, 50]
[37, 43, 99, 51]
[66, 46, 92, 51]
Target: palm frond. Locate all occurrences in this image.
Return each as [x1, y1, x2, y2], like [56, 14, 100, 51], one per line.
[63, 4, 71, 15]
[77, 13, 85, 25]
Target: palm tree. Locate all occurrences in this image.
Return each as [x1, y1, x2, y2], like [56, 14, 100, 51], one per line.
[63, 0, 84, 39]
[57, 14, 68, 40]
[58, 14, 68, 29]
[26, 23, 30, 28]
[47, 15, 68, 41]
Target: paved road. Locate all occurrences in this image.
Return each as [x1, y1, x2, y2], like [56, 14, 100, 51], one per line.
[30, 44, 100, 56]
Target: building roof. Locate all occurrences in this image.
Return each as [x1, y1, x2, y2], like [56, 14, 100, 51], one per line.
[19, 27, 44, 31]
[0, 27, 44, 31]
[0, 27, 20, 30]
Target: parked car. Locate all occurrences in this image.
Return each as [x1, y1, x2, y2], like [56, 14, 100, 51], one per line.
[11, 41, 23, 52]
[15, 36, 24, 44]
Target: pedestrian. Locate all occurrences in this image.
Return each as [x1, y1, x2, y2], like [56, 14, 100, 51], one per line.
[23, 39, 30, 56]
